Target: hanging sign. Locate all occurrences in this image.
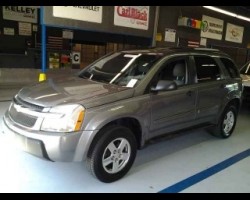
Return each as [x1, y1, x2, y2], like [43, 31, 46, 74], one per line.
[200, 15, 224, 40]
[3, 6, 37, 23]
[53, 6, 102, 23]
[114, 6, 149, 30]
[164, 28, 176, 42]
[225, 23, 244, 44]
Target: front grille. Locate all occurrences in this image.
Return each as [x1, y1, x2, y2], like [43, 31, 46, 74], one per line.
[14, 96, 44, 112]
[8, 95, 45, 128]
[9, 104, 37, 127]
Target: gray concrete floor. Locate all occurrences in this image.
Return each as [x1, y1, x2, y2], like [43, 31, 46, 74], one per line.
[0, 88, 21, 101]
[0, 100, 250, 193]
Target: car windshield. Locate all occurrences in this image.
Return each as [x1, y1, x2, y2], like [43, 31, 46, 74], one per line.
[79, 52, 162, 87]
[240, 61, 250, 75]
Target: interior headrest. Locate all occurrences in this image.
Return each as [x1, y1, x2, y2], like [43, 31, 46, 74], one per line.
[173, 63, 185, 76]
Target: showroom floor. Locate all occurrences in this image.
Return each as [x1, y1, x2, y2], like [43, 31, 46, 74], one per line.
[0, 100, 250, 193]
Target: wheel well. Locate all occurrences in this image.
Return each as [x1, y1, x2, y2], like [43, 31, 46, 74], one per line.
[228, 98, 240, 113]
[103, 118, 142, 149]
[87, 118, 142, 158]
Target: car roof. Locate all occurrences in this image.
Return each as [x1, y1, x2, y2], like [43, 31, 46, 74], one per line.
[121, 47, 229, 57]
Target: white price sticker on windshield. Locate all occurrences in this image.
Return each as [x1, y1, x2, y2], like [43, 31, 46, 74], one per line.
[126, 79, 138, 88]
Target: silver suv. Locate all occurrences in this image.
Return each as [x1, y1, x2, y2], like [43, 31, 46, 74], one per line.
[3, 47, 243, 183]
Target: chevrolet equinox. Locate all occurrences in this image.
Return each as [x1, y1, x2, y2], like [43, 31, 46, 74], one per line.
[3, 47, 243, 182]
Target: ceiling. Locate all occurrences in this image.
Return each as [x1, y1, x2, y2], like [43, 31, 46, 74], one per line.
[240, 6, 250, 10]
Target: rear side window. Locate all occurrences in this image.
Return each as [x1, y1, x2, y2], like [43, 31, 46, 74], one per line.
[194, 56, 221, 83]
[220, 58, 239, 78]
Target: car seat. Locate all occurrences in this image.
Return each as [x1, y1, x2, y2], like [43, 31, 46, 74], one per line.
[173, 62, 185, 86]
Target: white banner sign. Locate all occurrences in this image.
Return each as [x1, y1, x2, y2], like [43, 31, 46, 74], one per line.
[4, 28, 14, 36]
[19, 22, 32, 36]
[53, 6, 102, 23]
[225, 23, 244, 44]
[201, 15, 224, 40]
[114, 6, 149, 30]
[3, 6, 37, 23]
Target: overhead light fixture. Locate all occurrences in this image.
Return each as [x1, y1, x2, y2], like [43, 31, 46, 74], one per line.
[237, 15, 250, 22]
[203, 6, 237, 17]
[203, 6, 250, 22]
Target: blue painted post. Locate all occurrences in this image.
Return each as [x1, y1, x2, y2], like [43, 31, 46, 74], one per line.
[41, 24, 46, 73]
[39, 6, 47, 81]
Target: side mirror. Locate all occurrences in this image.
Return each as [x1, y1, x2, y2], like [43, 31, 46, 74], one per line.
[150, 80, 177, 92]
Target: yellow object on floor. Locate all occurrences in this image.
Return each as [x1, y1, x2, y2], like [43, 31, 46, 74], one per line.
[39, 73, 46, 82]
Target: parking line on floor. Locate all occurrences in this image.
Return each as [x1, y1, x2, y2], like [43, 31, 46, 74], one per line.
[159, 148, 250, 193]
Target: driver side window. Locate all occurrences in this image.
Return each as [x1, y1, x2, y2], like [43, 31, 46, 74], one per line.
[145, 57, 188, 94]
[157, 58, 187, 87]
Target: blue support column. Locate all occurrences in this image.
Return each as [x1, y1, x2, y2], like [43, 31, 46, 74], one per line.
[39, 6, 47, 81]
[41, 24, 46, 73]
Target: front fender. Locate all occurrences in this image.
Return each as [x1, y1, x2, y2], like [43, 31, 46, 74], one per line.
[81, 95, 151, 145]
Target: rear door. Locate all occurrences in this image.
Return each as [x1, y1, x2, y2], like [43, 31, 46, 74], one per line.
[191, 55, 228, 122]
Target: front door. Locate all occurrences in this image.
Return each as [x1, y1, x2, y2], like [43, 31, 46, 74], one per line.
[149, 56, 197, 138]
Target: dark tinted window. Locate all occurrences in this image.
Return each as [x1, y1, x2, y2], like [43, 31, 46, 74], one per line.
[79, 52, 162, 87]
[220, 58, 239, 78]
[194, 56, 221, 83]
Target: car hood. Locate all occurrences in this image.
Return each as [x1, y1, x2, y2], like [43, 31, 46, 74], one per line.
[17, 76, 134, 109]
[240, 74, 250, 87]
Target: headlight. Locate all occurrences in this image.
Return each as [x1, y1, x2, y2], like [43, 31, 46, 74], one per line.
[41, 104, 85, 132]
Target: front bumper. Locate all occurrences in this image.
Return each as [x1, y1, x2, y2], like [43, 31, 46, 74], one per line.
[3, 112, 98, 162]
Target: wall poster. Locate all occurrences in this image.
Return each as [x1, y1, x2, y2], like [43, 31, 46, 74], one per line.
[225, 23, 244, 44]
[53, 6, 102, 23]
[164, 28, 176, 42]
[200, 15, 224, 40]
[4, 28, 14, 35]
[19, 22, 32, 36]
[114, 6, 149, 30]
[3, 6, 37, 23]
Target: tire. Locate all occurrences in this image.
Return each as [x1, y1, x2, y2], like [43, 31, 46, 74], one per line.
[210, 105, 238, 138]
[87, 125, 137, 183]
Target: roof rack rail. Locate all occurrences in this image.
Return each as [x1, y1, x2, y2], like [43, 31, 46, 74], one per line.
[194, 48, 220, 51]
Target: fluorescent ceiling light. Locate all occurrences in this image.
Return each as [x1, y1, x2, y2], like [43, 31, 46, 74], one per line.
[203, 6, 250, 22]
[203, 6, 237, 17]
[237, 15, 250, 22]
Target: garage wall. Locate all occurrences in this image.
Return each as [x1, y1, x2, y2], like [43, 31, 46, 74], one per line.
[43, 6, 156, 38]
[1, 6, 250, 68]
[156, 6, 250, 66]
[0, 7, 39, 68]
[0, 6, 154, 68]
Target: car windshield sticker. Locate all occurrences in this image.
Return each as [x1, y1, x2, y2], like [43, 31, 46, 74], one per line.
[126, 79, 138, 88]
